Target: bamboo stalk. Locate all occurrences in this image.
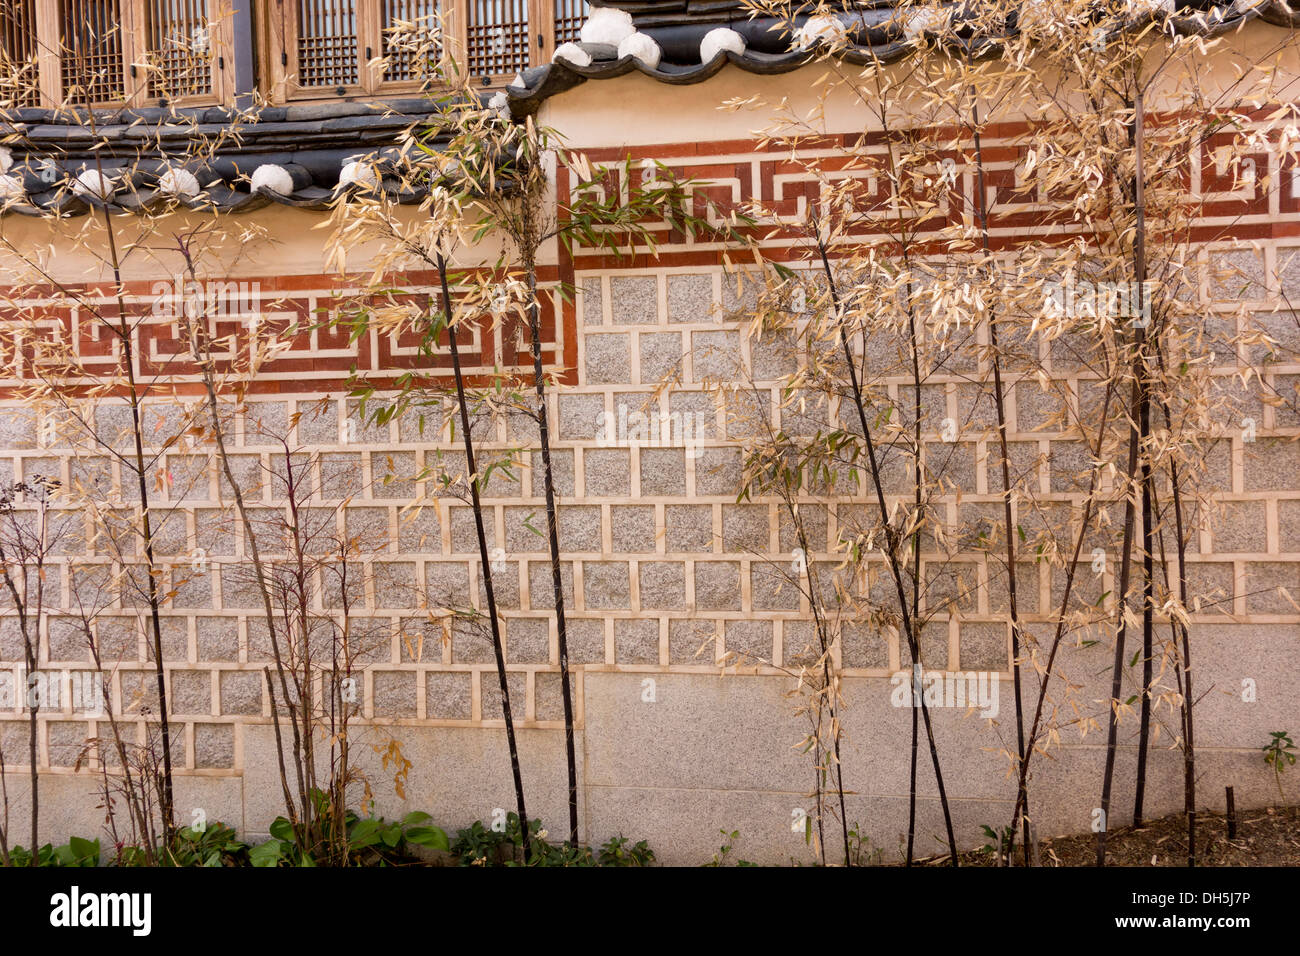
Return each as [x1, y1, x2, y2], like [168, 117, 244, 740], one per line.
[968, 91, 1032, 865]
[177, 245, 308, 843]
[95, 200, 176, 840]
[1098, 87, 1150, 868]
[1153, 343, 1197, 865]
[522, 250, 579, 846]
[815, 239, 959, 866]
[436, 250, 532, 861]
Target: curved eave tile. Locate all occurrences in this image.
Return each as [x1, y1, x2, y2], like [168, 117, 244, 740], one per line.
[507, 4, 1286, 117]
[252, 184, 334, 209]
[0, 178, 443, 217]
[506, 49, 824, 115]
[502, 41, 943, 116]
[0, 97, 449, 216]
[1258, 0, 1300, 27]
[4, 199, 58, 218]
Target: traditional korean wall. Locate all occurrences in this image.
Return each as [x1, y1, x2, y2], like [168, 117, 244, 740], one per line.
[2, 52, 1299, 863]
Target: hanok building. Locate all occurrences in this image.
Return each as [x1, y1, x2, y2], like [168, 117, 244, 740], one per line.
[0, 0, 1297, 864]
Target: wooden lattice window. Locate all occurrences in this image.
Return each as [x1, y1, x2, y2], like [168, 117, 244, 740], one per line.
[267, 0, 576, 100]
[381, 0, 441, 84]
[553, 0, 586, 47]
[273, 0, 404, 97]
[0, 0, 41, 107]
[144, 0, 215, 99]
[270, 0, 457, 98]
[17, 0, 230, 107]
[465, 0, 530, 80]
[296, 0, 361, 89]
[60, 0, 128, 104]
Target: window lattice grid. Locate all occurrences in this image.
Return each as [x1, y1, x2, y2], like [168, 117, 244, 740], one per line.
[60, 0, 128, 103]
[297, 0, 360, 88]
[553, 0, 587, 46]
[466, 0, 529, 78]
[0, 0, 40, 107]
[146, 0, 215, 98]
[382, 0, 441, 83]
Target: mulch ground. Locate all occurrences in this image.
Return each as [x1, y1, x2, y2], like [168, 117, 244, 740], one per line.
[919, 805, 1300, 866]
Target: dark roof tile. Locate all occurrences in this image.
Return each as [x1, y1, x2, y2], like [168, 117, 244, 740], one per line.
[507, 1, 1299, 115]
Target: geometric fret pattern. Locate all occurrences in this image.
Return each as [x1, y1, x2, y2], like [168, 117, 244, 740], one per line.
[0, 270, 572, 395]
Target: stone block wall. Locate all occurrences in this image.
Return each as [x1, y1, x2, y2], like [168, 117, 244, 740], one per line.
[1, 167, 1298, 864]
